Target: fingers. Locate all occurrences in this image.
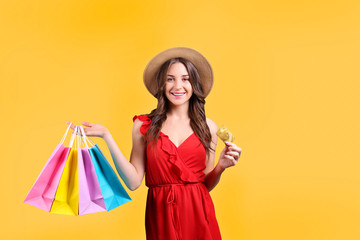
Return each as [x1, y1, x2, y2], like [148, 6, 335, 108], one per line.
[226, 151, 240, 160]
[82, 127, 97, 137]
[66, 121, 95, 129]
[225, 143, 242, 163]
[66, 121, 100, 138]
[83, 127, 91, 136]
[82, 121, 94, 127]
[223, 154, 237, 166]
[66, 121, 93, 136]
[225, 141, 239, 148]
[66, 121, 76, 130]
[225, 142, 242, 156]
[225, 141, 235, 147]
[227, 147, 242, 157]
[224, 154, 234, 160]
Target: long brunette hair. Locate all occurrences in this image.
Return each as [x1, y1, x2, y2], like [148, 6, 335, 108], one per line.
[145, 57, 214, 156]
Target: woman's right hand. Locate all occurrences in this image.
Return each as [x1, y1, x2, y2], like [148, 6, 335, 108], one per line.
[66, 121, 110, 139]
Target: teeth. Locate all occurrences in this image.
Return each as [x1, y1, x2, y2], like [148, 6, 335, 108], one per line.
[172, 93, 185, 96]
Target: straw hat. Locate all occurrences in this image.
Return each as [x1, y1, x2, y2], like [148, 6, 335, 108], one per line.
[143, 47, 214, 98]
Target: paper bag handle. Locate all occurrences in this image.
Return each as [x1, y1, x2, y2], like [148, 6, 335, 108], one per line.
[59, 122, 72, 145]
[79, 126, 95, 148]
[69, 126, 78, 148]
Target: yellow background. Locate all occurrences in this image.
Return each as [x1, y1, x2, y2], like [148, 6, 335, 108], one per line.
[1, 0, 359, 239]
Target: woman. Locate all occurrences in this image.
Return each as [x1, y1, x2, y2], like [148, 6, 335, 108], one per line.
[69, 47, 242, 239]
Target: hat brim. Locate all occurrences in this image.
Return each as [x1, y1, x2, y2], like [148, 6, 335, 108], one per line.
[143, 47, 214, 98]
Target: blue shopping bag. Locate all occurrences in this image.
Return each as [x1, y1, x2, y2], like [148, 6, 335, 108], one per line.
[88, 144, 131, 211]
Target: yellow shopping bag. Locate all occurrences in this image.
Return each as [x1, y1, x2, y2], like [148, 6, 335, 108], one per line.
[50, 127, 79, 216]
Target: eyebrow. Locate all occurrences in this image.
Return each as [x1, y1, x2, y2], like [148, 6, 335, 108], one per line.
[167, 74, 189, 77]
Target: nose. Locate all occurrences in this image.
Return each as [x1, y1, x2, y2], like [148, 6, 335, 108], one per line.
[174, 78, 183, 89]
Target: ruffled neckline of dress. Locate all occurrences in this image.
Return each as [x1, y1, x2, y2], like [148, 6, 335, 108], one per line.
[133, 114, 200, 183]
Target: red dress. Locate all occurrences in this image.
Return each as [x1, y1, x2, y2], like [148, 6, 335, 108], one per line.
[133, 114, 222, 240]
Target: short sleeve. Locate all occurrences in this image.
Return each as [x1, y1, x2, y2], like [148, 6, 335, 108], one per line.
[133, 114, 151, 136]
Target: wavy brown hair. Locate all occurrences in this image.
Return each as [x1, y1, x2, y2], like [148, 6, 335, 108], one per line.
[144, 57, 214, 157]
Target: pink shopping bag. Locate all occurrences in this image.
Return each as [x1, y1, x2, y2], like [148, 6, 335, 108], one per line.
[78, 147, 107, 215]
[24, 124, 72, 212]
[78, 126, 106, 215]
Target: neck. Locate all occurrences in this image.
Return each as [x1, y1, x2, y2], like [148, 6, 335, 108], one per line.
[167, 102, 190, 119]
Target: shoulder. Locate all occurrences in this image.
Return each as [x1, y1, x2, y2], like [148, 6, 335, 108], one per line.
[133, 114, 151, 136]
[133, 114, 150, 123]
[206, 117, 218, 135]
[133, 118, 143, 130]
[206, 117, 218, 131]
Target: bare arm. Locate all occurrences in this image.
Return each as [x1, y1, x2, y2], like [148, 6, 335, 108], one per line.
[203, 118, 222, 191]
[103, 118, 146, 191]
[203, 119, 242, 192]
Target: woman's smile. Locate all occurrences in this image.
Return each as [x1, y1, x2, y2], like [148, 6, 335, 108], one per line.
[170, 91, 187, 98]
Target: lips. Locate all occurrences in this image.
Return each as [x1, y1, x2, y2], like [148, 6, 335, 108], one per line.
[171, 92, 186, 96]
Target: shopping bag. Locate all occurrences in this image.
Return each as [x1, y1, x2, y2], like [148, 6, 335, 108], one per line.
[25, 123, 131, 216]
[78, 126, 106, 215]
[88, 142, 132, 211]
[50, 126, 79, 216]
[24, 124, 72, 212]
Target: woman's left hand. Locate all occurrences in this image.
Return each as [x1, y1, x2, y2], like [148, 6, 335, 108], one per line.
[218, 142, 242, 170]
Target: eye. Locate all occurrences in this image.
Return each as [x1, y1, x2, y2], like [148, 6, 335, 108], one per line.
[167, 78, 174, 81]
[183, 78, 190, 81]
